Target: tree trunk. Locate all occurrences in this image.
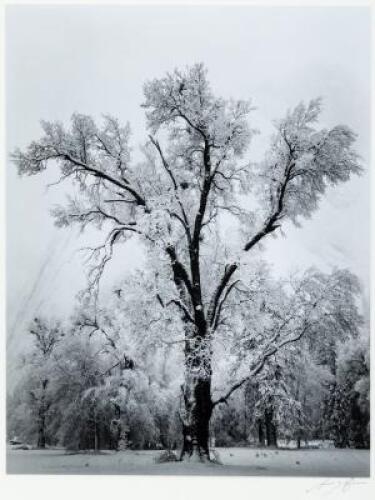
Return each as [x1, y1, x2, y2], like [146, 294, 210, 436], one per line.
[180, 374, 213, 461]
[178, 326, 214, 461]
[258, 419, 265, 447]
[94, 425, 99, 452]
[265, 407, 277, 447]
[37, 381, 48, 449]
[37, 413, 46, 449]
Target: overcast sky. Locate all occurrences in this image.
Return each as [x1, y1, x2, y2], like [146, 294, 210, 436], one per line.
[6, 6, 370, 364]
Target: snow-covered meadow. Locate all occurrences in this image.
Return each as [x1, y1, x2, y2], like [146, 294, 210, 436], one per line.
[7, 447, 370, 477]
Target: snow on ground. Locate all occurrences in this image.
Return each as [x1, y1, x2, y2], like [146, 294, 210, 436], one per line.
[6, 447, 370, 476]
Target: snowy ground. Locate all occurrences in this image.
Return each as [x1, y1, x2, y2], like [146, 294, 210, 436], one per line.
[6, 446, 370, 476]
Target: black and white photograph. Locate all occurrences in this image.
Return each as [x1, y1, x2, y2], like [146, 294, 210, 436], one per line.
[4, 3, 371, 480]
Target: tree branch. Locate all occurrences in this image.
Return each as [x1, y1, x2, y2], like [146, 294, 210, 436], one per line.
[208, 264, 238, 327]
[210, 156, 296, 314]
[62, 152, 147, 207]
[212, 279, 240, 330]
[165, 246, 194, 304]
[165, 299, 195, 324]
[212, 324, 309, 408]
[148, 135, 191, 242]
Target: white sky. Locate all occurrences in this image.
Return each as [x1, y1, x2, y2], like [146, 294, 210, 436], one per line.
[6, 5, 370, 362]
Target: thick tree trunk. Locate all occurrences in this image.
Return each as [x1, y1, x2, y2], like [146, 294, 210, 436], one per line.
[180, 374, 213, 461]
[178, 323, 214, 461]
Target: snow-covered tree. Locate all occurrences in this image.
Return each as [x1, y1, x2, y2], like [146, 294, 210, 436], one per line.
[12, 64, 362, 460]
[327, 332, 370, 448]
[210, 267, 362, 444]
[7, 317, 63, 448]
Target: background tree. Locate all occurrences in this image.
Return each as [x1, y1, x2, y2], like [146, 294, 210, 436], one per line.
[7, 267, 365, 453]
[328, 333, 370, 448]
[7, 317, 63, 448]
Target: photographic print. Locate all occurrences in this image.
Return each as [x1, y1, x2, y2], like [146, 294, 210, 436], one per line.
[5, 4, 370, 477]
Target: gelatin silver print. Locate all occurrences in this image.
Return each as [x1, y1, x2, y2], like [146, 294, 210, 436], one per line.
[6, 4, 370, 476]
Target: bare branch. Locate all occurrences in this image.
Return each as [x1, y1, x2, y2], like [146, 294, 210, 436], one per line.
[212, 279, 241, 331]
[166, 299, 195, 324]
[208, 263, 238, 327]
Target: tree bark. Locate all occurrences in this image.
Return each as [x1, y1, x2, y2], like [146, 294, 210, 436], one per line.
[180, 374, 213, 461]
[180, 332, 213, 461]
[37, 413, 46, 449]
[258, 419, 265, 447]
[265, 407, 277, 447]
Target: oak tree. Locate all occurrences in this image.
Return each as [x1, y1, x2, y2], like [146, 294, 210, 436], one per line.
[12, 64, 361, 460]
